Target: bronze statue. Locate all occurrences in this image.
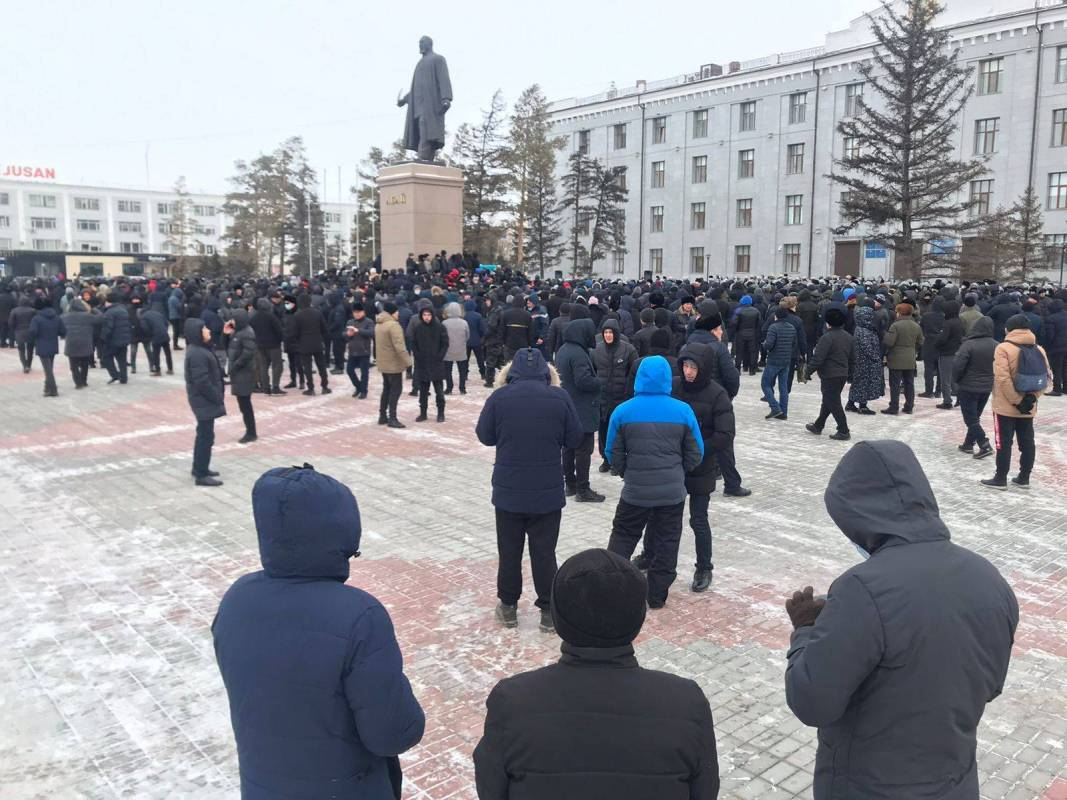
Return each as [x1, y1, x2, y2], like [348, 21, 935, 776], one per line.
[397, 36, 453, 163]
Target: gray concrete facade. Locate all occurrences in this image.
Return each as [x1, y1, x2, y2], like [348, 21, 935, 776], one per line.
[548, 0, 1067, 281]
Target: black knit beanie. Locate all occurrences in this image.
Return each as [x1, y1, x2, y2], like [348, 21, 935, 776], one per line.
[551, 549, 647, 648]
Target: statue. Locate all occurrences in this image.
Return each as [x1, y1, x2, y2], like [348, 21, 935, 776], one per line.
[397, 36, 453, 163]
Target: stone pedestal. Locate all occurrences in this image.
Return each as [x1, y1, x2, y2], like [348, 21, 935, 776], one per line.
[377, 163, 464, 270]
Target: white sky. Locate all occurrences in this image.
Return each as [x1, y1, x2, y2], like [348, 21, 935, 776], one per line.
[3, 0, 874, 198]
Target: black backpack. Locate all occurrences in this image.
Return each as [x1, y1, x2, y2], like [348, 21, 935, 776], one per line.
[1008, 342, 1048, 393]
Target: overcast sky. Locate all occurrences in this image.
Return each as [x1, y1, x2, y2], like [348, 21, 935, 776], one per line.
[4, 0, 874, 198]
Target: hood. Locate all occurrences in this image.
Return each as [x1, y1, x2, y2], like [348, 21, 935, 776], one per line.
[256, 298, 272, 312]
[296, 293, 311, 309]
[1049, 299, 1064, 314]
[677, 343, 713, 392]
[443, 302, 463, 319]
[563, 318, 596, 350]
[854, 306, 875, 329]
[943, 300, 960, 319]
[1004, 327, 1036, 346]
[184, 318, 206, 344]
[600, 318, 622, 345]
[464, 299, 478, 314]
[502, 347, 554, 385]
[19, 296, 32, 307]
[252, 466, 361, 581]
[171, 287, 184, 300]
[416, 298, 433, 311]
[69, 298, 88, 313]
[375, 311, 395, 325]
[634, 355, 672, 395]
[231, 308, 250, 330]
[966, 316, 994, 339]
[511, 294, 525, 308]
[824, 441, 949, 553]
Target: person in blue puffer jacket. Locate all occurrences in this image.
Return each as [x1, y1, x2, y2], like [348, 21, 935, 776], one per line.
[212, 465, 425, 800]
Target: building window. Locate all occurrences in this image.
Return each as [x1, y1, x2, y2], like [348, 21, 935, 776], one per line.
[74, 197, 100, 211]
[736, 198, 752, 227]
[1045, 234, 1067, 269]
[692, 155, 707, 184]
[784, 243, 801, 273]
[789, 92, 807, 124]
[690, 247, 705, 273]
[613, 123, 627, 150]
[739, 101, 756, 132]
[118, 221, 142, 233]
[978, 58, 1003, 95]
[612, 252, 625, 274]
[192, 205, 217, 217]
[0, 215, 9, 227]
[32, 239, 62, 250]
[651, 161, 665, 188]
[650, 206, 664, 233]
[1053, 109, 1067, 147]
[577, 210, 591, 236]
[120, 242, 142, 254]
[31, 217, 57, 230]
[974, 118, 999, 155]
[735, 245, 751, 273]
[693, 109, 708, 138]
[845, 83, 864, 116]
[650, 248, 663, 274]
[157, 202, 174, 215]
[840, 191, 854, 219]
[738, 149, 754, 178]
[76, 219, 101, 232]
[117, 199, 142, 213]
[78, 242, 102, 252]
[615, 168, 627, 191]
[843, 136, 860, 160]
[787, 143, 805, 175]
[29, 194, 57, 208]
[652, 116, 667, 144]
[1058, 47, 1067, 83]
[691, 202, 706, 230]
[0, 238, 10, 249]
[0, 192, 8, 205]
[324, 212, 341, 224]
[577, 129, 590, 154]
[1049, 172, 1067, 210]
[969, 180, 993, 217]
[786, 194, 804, 225]
[196, 225, 217, 236]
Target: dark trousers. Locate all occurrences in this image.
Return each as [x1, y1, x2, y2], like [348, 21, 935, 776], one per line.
[957, 390, 990, 447]
[923, 354, 940, 394]
[0, 320, 9, 346]
[445, 360, 469, 392]
[331, 338, 346, 371]
[689, 492, 713, 570]
[192, 418, 215, 477]
[562, 432, 595, 492]
[69, 356, 90, 387]
[608, 499, 685, 604]
[715, 444, 743, 492]
[103, 345, 128, 383]
[1050, 351, 1066, 393]
[39, 354, 57, 394]
[259, 347, 283, 390]
[495, 508, 562, 609]
[150, 341, 173, 372]
[17, 340, 35, 369]
[887, 368, 915, 411]
[129, 341, 142, 371]
[419, 379, 446, 412]
[938, 355, 956, 404]
[347, 354, 370, 394]
[993, 414, 1035, 481]
[170, 319, 182, 347]
[236, 394, 256, 437]
[379, 372, 403, 420]
[814, 376, 848, 432]
[468, 344, 486, 377]
[300, 351, 329, 390]
[287, 350, 305, 386]
[734, 337, 758, 374]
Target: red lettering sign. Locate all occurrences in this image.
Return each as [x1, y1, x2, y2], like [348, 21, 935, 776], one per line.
[2, 165, 57, 180]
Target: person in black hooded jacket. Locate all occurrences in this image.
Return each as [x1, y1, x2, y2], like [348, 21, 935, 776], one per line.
[934, 300, 964, 408]
[183, 318, 226, 486]
[250, 297, 285, 394]
[555, 319, 604, 503]
[953, 315, 996, 458]
[593, 319, 638, 473]
[294, 294, 331, 396]
[410, 304, 450, 422]
[501, 294, 535, 357]
[784, 440, 1017, 800]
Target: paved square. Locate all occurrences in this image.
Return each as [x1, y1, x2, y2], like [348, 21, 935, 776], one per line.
[1, 349, 1065, 799]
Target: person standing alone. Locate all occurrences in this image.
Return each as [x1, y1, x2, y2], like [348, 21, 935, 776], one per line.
[375, 302, 411, 429]
[184, 318, 226, 486]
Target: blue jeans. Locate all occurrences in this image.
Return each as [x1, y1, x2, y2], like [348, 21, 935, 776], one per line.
[346, 354, 370, 394]
[761, 364, 790, 415]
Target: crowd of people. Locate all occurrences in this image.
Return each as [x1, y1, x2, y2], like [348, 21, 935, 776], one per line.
[2, 262, 1059, 799]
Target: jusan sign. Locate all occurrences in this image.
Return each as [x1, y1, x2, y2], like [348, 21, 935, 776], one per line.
[2, 165, 57, 180]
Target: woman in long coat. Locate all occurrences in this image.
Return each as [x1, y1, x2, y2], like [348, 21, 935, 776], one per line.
[847, 306, 885, 414]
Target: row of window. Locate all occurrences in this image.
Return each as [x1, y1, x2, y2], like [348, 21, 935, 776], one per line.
[17, 217, 218, 235]
[650, 144, 809, 188]
[973, 110, 1067, 154]
[645, 243, 802, 274]
[965, 173, 1067, 213]
[649, 194, 806, 232]
[8, 194, 219, 217]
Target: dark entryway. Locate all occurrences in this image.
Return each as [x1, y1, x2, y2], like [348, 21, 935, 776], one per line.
[833, 241, 860, 278]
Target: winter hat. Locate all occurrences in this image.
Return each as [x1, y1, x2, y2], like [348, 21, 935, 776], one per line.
[964, 293, 978, 307]
[739, 295, 753, 306]
[351, 302, 364, 312]
[825, 308, 847, 328]
[551, 549, 647, 648]
[650, 328, 672, 349]
[842, 287, 856, 300]
[383, 301, 398, 314]
[639, 308, 655, 325]
[1005, 313, 1031, 331]
[695, 311, 722, 331]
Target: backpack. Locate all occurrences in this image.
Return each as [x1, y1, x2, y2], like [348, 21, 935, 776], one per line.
[1009, 342, 1048, 393]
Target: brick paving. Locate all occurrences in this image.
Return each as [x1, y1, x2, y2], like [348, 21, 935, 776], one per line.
[0, 347, 1064, 799]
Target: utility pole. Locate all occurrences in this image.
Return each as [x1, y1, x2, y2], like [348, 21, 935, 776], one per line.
[306, 191, 313, 279]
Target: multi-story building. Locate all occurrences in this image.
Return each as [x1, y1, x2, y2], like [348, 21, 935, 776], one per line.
[0, 176, 357, 278]
[548, 0, 1067, 281]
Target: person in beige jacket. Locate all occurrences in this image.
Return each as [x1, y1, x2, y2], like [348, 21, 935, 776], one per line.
[982, 314, 1053, 490]
[374, 302, 413, 429]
